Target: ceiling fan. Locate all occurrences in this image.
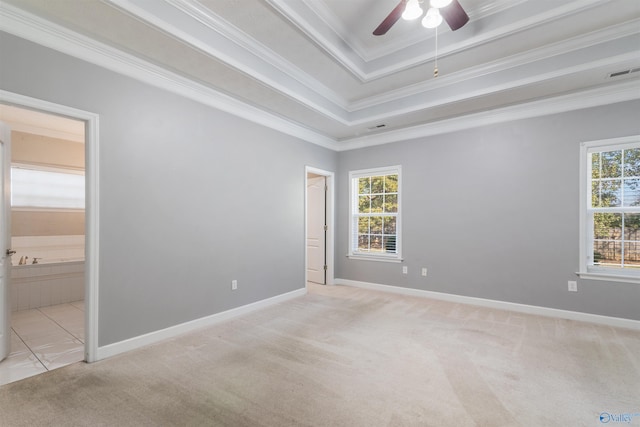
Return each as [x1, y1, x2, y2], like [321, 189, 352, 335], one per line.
[373, 0, 469, 35]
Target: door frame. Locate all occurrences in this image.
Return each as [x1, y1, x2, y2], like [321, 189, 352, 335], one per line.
[305, 166, 334, 287]
[0, 121, 11, 361]
[0, 90, 100, 363]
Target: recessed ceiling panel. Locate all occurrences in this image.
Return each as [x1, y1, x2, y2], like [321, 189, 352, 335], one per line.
[1, 0, 638, 145]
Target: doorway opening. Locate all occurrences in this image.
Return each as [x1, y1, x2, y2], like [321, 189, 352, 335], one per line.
[0, 92, 99, 384]
[305, 167, 334, 287]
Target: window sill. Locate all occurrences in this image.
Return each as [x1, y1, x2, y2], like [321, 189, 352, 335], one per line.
[12, 207, 85, 213]
[577, 271, 640, 284]
[347, 254, 403, 263]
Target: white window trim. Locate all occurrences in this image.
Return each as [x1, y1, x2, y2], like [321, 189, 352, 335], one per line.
[348, 165, 402, 263]
[578, 135, 640, 284]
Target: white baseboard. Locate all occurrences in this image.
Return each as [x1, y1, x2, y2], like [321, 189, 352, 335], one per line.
[335, 279, 640, 331]
[96, 287, 307, 361]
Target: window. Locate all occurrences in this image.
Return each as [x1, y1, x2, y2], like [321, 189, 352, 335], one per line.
[348, 166, 401, 262]
[11, 164, 85, 210]
[579, 136, 640, 283]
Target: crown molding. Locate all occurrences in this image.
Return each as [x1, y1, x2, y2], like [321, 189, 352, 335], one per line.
[0, 2, 339, 150]
[107, 0, 349, 121]
[1, 3, 637, 153]
[359, 0, 608, 81]
[268, 0, 604, 81]
[299, 0, 526, 63]
[337, 80, 640, 151]
[174, 0, 346, 107]
[105, 0, 638, 125]
[349, 19, 640, 111]
[349, 50, 639, 126]
[264, 0, 368, 83]
[159, 0, 347, 112]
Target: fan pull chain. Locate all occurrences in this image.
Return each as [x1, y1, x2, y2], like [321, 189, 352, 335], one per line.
[434, 25, 439, 78]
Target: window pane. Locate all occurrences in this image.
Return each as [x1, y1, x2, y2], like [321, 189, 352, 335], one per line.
[601, 150, 622, 178]
[370, 235, 383, 251]
[370, 195, 383, 212]
[358, 196, 370, 213]
[370, 216, 382, 234]
[384, 194, 398, 213]
[385, 175, 398, 193]
[359, 177, 370, 195]
[593, 241, 621, 267]
[623, 179, 640, 206]
[593, 180, 621, 207]
[591, 153, 601, 179]
[358, 217, 370, 234]
[383, 216, 396, 234]
[624, 242, 640, 268]
[624, 148, 640, 177]
[625, 213, 640, 237]
[358, 235, 370, 251]
[371, 176, 384, 194]
[594, 213, 622, 239]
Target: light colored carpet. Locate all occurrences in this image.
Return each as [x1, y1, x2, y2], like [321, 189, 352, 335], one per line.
[0, 284, 638, 426]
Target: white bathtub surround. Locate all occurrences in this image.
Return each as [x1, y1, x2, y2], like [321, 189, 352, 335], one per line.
[10, 235, 85, 266]
[10, 261, 84, 311]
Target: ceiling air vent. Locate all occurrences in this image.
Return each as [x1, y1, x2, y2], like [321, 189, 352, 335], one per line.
[609, 67, 640, 78]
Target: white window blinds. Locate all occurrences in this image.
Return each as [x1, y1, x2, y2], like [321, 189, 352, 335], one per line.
[11, 166, 85, 209]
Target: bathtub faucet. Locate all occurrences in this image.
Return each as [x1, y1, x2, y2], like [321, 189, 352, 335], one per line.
[32, 257, 41, 264]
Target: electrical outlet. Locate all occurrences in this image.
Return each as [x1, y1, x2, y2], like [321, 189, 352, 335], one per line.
[232, 279, 238, 290]
[402, 266, 408, 274]
[421, 268, 428, 277]
[568, 281, 577, 292]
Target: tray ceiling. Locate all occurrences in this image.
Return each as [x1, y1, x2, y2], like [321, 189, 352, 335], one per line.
[1, 0, 639, 150]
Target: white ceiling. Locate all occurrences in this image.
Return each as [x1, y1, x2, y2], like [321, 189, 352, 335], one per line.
[1, 0, 639, 150]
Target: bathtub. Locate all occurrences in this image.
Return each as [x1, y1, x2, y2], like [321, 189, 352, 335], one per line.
[18, 257, 85, 265]
[10, 235, 85, 267]
[10, 259, 85, 311]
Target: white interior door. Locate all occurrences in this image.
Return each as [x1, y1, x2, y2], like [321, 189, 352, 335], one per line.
[307, 175, 326, 285]
[0, 121, 12, 361]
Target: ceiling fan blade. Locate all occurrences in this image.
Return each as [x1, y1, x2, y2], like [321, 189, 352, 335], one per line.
[373, 0, 407, 36]
[440, 0, 469, 31]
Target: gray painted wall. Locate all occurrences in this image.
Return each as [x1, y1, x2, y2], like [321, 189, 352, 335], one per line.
[0, 32, 337, 346]
[336, 101, 640, 321]
[1, 29, 638, 352]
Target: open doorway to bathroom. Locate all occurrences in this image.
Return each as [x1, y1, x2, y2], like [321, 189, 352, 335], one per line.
[0, 104, 85, 385]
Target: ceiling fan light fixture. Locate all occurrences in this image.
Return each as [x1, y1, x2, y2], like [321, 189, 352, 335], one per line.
[402, 0, 423, 20]
[430, 0, 452, 8]
[422, 7, 443, 28]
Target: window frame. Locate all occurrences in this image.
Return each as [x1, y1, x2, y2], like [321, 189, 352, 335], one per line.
[578, 135, 640, 284]
[348, 165, 402, 263]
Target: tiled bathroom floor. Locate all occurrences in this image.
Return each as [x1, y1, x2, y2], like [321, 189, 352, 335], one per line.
[0, 301, 84, 386]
